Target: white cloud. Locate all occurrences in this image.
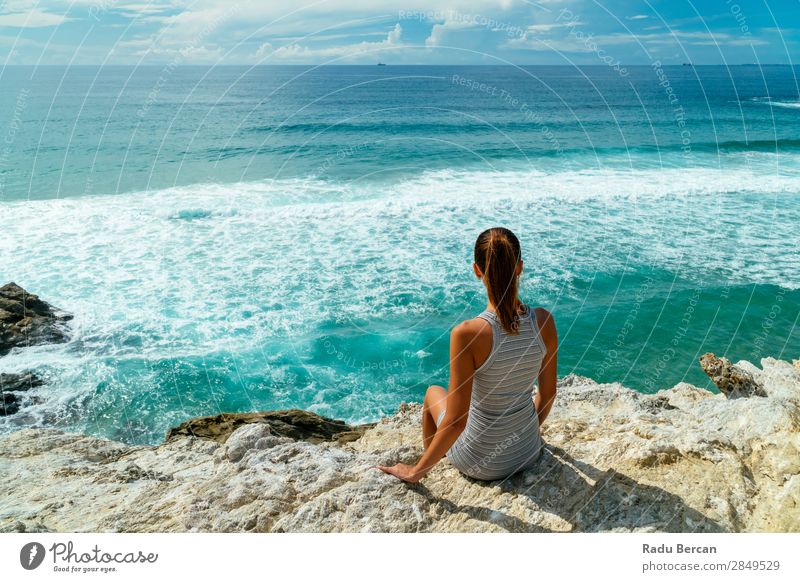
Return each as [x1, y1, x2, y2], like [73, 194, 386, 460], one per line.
[0, 9, 67, 27]
[271, 31, 390, 43]
[387, 22, 401, 43]
[425, 23, 449, 47]
[526, 21, 582, 33]
[178, 44, 223, 59]
[425, 12, 519, 48]
[507, 28, 768, 53]
[255, 42, 273, 59]
[0, 1, 784, 64]
[269, 23, 404, 63]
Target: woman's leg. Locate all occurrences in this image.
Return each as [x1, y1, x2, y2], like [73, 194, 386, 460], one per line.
[422, 385, 447, 450]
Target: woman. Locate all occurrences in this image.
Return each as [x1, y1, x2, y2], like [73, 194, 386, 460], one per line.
[378, 227, 558, 483]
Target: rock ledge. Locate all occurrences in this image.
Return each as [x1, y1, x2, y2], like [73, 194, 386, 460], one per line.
[0, 357, 798, 533]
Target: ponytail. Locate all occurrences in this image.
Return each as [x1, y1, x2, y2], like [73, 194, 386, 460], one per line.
[474, 227, 522, 334]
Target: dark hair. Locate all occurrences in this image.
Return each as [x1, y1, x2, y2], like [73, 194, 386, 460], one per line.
[474, 227, 523, 334]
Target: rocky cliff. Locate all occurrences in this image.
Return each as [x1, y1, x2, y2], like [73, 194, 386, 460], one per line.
[1, 356, 797, 533]
[0, 282, 72, 357]
[1, 283, 71, 417]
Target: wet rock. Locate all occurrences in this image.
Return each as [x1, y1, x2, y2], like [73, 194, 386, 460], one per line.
[0, 372, 44, 416]
[165, 408, 375, 444]
[700, 352, 767, 398]
[0, 372, 44, 392]
[0, 283, 72, 356]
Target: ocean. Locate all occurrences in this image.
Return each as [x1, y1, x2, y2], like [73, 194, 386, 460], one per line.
[1, 64, 798, 445]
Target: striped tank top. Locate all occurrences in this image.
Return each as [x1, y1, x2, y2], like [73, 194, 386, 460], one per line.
[447, 305, 546, 480]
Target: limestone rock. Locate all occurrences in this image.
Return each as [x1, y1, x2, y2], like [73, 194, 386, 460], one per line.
[0, 283, 72, 356]
[700, 352, 767, 398]
[0, 358, 798, 533]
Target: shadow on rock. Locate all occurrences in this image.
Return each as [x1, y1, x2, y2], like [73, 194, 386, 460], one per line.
[412, 444, 724, 533]
[497, 444, 724, 532]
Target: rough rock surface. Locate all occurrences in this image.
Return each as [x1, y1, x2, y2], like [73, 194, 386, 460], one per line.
[700, 352, 767, 398]
[0, 357, 798, 533]
[166, 409, 374, 445]
[0, 283, 72, 356]
[0, 373, 44, 416]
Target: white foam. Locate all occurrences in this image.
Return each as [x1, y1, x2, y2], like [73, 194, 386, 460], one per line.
[2, 160, 799, 439]
[751, 97, 800, 110]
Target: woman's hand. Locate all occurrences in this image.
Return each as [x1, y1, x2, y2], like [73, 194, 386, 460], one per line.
[375, 463, 425, 483]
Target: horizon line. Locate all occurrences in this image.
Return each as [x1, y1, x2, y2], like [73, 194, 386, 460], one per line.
[3, 62, 797, 67]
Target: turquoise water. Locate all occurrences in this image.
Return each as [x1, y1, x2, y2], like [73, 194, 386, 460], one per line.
[1, 65, 798, 445]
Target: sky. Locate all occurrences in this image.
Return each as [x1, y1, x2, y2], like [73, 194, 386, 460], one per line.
[0, 0, 798, 65]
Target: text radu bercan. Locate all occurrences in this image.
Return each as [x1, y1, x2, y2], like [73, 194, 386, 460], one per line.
[643, 543, 717, 554]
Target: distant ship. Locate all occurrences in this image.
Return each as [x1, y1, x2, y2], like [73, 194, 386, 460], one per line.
[682, 62, 693, 66]
[377, 63, 387, 66]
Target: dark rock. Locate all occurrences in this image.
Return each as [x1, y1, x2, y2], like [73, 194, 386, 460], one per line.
[1, 392, 20, 416]
[0, 372, 45, 416]
[699, 352, 767, 398]
[0, 283, 72, 356]
[165, 408, 375, 445]
[0, 520, 52, 533]
[0, 372, 44, 392]
[641, 394, 677, 413]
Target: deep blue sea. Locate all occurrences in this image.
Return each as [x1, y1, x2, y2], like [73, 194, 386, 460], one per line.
[1, 65, 798, 444]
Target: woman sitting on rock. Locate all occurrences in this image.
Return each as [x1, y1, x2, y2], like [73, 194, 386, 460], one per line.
[378, 227, 558, 483]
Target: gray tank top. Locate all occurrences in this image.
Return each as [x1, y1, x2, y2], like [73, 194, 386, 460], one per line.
[447, 305, 546, 480]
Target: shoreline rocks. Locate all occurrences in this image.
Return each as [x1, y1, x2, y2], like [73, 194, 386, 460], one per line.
[1, 356, 797, 533]
[0, 372, 44, 416]
[700, 352, 767, 398]
[0, 283, 71, 418]
[165, 409, 375, 445]
[0, 282, 72, 356]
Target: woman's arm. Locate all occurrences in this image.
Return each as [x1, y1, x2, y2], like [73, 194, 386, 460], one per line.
[412, 322, 474, 477]
[534, 307, 558, 426]
[377, 321, 476, 483]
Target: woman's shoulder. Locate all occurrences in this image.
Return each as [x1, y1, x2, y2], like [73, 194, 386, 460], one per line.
[452, 315, 493, 338]
[532, 306, 558, 345]
[451, 317, 494, 369]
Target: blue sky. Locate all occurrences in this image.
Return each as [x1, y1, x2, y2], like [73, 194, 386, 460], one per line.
[0, 0, 798, 65]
